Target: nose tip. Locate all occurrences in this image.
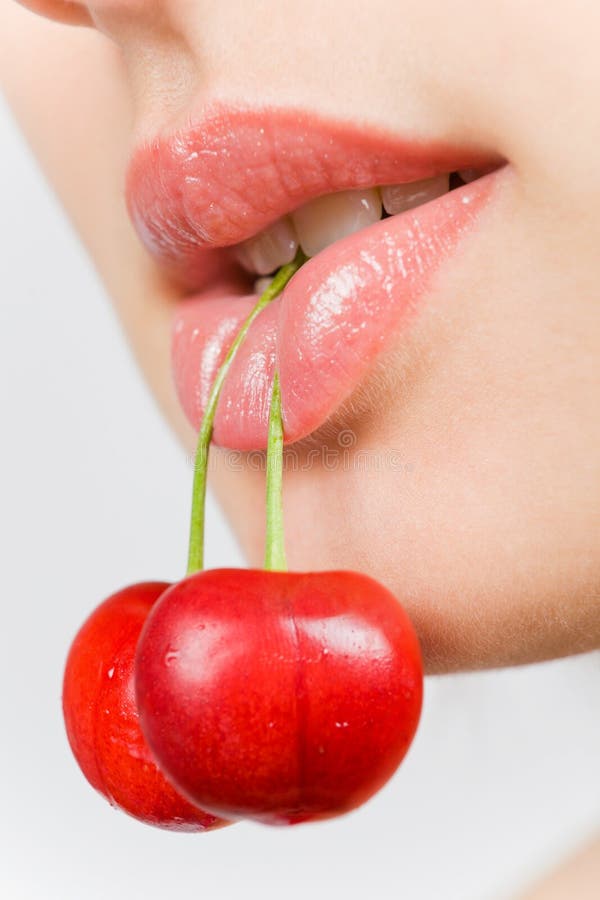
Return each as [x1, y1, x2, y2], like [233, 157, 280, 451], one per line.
[16, 0, 93, 27]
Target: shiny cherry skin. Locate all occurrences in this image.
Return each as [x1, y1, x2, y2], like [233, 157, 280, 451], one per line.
[135, 569, 423, 825]
[62, 582, 229, 831]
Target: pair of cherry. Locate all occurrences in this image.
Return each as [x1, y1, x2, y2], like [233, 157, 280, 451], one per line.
[63, 255, 423, 831]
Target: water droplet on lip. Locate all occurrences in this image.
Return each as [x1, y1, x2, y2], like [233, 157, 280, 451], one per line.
[107, 667, 115, 679]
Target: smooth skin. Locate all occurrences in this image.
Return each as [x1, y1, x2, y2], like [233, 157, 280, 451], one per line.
[1, 0, 599, 887]
[0, 0, 600, 672]
[3, 0, 598, 675]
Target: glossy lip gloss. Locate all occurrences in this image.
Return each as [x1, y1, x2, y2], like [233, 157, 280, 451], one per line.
[172, 171, 500, 448]
[126, 106, 505, 449]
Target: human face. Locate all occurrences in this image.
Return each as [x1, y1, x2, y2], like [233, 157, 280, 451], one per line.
[4, 0, 600, 672]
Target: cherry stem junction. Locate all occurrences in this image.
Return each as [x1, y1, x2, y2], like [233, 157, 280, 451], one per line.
[186, 249, 306, 575]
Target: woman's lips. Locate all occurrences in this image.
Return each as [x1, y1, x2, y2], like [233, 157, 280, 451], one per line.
[171, 173, 499, 449]
[126, 107, 503, 450]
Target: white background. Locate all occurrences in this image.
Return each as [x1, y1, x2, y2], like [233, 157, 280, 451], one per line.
[1, 94, 599, 900]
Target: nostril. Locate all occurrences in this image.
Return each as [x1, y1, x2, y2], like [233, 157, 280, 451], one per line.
[16, 0, 93, 27]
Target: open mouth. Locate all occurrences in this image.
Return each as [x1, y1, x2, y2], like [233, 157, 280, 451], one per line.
[126, 106, 505, 450]
[235, 172, 483, 293]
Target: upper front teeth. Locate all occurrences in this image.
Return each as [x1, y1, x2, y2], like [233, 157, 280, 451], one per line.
[236, 175, 451, 277]
[235, 216, 298, 276]
[292, 188, 382, 258]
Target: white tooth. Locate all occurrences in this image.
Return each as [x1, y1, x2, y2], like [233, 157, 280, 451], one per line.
[381, 175, 449, 216]
[291, 188, 382, 258]
[254, 276, 274, 295]
[235, 216, 298, 276]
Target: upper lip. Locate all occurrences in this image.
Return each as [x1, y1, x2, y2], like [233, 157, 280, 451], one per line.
[125, 104, 502, 285]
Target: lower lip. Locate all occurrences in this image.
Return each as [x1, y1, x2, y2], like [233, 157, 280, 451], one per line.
[172, 170, 502, 450]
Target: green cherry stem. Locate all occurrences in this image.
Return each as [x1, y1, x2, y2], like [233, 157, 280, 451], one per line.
[264, 372, 287, 572]
[186, 249, 307, 575]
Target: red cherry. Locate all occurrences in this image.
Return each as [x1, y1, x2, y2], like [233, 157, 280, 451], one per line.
[62, 582, 229, 831]
[135, 568, 423, 826]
